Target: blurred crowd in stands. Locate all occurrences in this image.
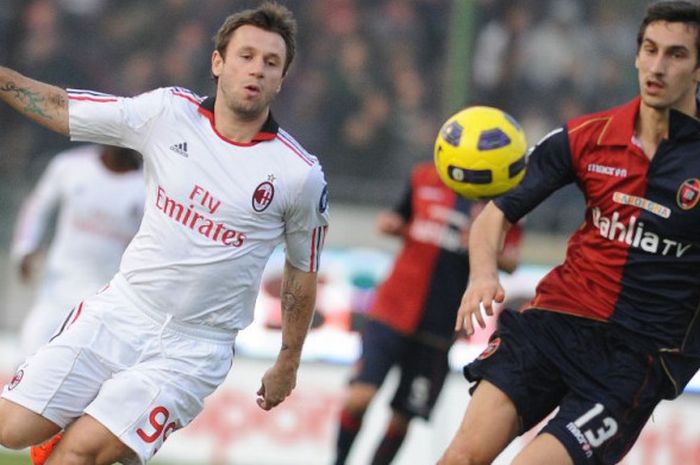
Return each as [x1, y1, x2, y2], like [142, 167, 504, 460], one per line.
[0, 0, 645, 241]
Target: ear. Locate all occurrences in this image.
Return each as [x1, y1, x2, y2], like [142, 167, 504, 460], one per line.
[211, 50, 224, 78]
[634, 52, 640, 70]
[276, 76, 285, 93]
[693, 65, 700, 85]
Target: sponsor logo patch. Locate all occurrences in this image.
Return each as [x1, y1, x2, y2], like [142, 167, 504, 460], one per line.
[591, 207, 691, 257]
[587, 163, 627, 177]
[612, 192, 670, 218]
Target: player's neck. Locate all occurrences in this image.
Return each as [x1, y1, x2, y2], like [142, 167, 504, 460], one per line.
[213, 101, 268, 143]
[635, 104, 669, 160]
[100, 152, 137, 173]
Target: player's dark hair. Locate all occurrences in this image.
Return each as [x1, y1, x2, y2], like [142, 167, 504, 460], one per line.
[213, 1, 297, 78]
[102, 146, 142, 170]
[637, 1, 700, 66]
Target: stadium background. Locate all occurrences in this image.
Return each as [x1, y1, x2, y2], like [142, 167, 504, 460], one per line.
[0, 1, 698, 464]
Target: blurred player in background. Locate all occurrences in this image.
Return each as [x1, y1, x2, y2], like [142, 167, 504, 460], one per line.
[333, 161, 522, 465]
[439, 2, 700, 465]
[0, 2, 329, 465]
[11, 144, 143, 360]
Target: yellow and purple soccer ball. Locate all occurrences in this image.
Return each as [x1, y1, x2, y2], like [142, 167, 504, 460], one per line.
[434, 106, 528, 199]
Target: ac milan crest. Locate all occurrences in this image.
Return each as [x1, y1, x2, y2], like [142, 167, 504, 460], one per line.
[252, 181, 275, 212]
[677, 178, 700, 210]
[8, 369, 24, 390]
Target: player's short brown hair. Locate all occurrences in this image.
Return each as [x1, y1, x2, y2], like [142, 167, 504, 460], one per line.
[637, 1, 700, 66]
[214, 1, 297, 76]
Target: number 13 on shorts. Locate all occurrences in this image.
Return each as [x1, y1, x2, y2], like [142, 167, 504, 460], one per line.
[570, 403, 619, 448]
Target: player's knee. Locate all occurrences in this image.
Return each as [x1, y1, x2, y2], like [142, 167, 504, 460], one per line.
[0, 424, 33, 450]
[344, 384, 377, 415]
[388, 411, 411, 434]
[46, 432, 135, 465]
[438, 445, 491, 465]
[437, 454, 484, 465]
[0, 399, 62, 449]
[0, 414, 31, 449]
[45, 447, 95, 465]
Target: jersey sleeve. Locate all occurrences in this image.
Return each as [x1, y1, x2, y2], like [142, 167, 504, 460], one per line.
[68, 88, 169, 151]
[284, 163, 330, 273]
[10, 154, 66, 261]
[494, 127, 577, 224]
[503, 221, 523, 254]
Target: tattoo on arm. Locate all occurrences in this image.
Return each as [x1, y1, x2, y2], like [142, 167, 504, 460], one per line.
[280, 274, 313, 352]
[49, 92, 67, 110]
[0, 81, 54, 119]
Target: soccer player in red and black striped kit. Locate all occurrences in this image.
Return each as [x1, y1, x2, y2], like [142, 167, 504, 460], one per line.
[440, 2, 700, 465]
[333, 162, 522, 465]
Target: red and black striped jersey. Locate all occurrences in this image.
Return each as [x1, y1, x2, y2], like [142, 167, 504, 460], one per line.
[370, 163, 522, 343]
[496, 97, 700, 360]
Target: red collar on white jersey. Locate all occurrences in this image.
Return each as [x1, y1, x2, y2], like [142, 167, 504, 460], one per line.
[198, 96, 279, 143]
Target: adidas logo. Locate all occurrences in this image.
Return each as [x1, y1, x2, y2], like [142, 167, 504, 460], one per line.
[169, 142, 189, 157]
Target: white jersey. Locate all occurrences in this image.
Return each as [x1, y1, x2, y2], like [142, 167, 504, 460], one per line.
[67, 87, 329, 333]
[11, 144, 145, 309]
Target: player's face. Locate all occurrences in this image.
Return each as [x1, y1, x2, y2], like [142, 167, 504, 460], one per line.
[211, 24, 286, 120]
[635, 21, 700, 112]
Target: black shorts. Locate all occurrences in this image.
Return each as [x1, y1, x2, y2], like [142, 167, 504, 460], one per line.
[465, 309, 676, 465]
[351, 319, 450, 419]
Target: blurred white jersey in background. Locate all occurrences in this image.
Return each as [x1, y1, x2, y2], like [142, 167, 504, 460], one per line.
[11, 144, 144, 357]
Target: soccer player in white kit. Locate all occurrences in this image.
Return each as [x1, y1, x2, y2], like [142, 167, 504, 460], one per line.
[12, 144, 144, 360]
[0, 3, 329, 465]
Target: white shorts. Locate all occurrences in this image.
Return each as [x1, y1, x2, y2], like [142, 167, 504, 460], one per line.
[18, 288, 85, 361]
[2, 284, 236, 464]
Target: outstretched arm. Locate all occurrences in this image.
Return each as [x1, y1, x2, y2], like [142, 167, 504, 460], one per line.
[376, 210, 407, 237]
[11, 156, 64, 282]
[256, 260, 317, 410]
[455, 201, 511, 336]
[0, 66, 69, 135]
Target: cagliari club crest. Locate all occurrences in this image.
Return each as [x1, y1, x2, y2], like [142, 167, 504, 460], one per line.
[252, 181, 275, 212]
[477, 337, 501, 360]
[677, 178, 700, 210]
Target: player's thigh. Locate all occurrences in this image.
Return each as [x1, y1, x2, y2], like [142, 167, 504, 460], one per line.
[0, 398, 61, 449]
[439, 380, 520, 465]
[392, 339, 449, 419]
[47, 414, 137, 465]
[512, 432, 573, 465]
[344, 382, 379, 412]
[351, 319, 405, 387]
